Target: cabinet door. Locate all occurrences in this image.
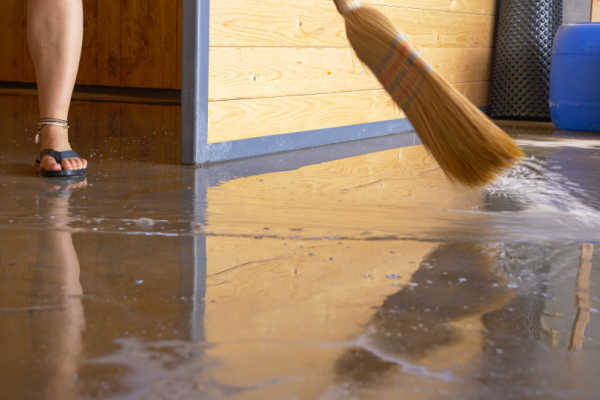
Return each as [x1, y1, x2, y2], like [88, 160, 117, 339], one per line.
[77, 0, 121, 86]
[0, 2, 33, 82]
[1, 0, 181, 89]
[120, 0, 180, 89]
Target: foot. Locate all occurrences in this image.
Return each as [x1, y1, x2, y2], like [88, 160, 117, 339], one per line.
[38, 125, 88, 173]
[40, 177, 88, 228]
[47, 177, 89, 198]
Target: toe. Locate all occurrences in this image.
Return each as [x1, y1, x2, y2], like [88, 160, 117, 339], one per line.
[62, 159, 74, 170]
[62, 158, 83, 171]
[64, 158, 86, 171]
[41, 156, 62, 172]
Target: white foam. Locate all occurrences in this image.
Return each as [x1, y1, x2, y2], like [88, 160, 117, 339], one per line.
[517, 138, 600, 150]
[485, 155, 600, 228]
[352, 334, 456, 382]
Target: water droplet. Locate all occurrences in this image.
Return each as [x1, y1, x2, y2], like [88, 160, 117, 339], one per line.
[135, 217, 155, 228]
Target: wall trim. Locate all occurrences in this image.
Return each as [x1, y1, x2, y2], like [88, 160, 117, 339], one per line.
[195, 105, 487, 165]
[203, 118, 417, 165]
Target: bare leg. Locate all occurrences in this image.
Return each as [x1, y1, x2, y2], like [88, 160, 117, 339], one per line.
[27, 0, 87, 173]
[32, 181, 87, 400]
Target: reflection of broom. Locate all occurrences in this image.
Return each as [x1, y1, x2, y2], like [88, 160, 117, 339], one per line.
[333, 0, 524, 187]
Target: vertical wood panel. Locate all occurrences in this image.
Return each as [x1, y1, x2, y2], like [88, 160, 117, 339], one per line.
[77, 0, 99, 84]
[0, 2, 26, 82]
[2, 0, 180, 89]
[120, 0, 179, 88]
[176, 0, 182, 89]
[22, 3, 37, 83]
[78, 0, 121, 86]
[97, 1, 122, 85]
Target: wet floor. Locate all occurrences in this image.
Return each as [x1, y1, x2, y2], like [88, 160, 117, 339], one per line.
[1, 99, 600, 398]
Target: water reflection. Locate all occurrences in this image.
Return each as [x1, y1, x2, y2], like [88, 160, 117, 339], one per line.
[334, 242, 513, 393]
[570, 244, 594, 351]
[0, 123, 599, 399]
[30, 179, 86, 400]
[330, 240, 596, 398]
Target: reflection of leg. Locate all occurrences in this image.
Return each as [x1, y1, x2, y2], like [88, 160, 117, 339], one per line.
[569, 243, 594, 351]
[31, 186, 85, 400]
[27, 0, 87, 173]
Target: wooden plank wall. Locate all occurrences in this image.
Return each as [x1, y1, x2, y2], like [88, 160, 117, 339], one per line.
[0, 0, 181, 89]
[207, 0, 497, 144]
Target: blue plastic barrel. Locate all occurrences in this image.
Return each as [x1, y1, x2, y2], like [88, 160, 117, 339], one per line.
[550, 23, 600, 132]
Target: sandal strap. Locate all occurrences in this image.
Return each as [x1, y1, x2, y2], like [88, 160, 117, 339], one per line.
[37, 149, 81, 164]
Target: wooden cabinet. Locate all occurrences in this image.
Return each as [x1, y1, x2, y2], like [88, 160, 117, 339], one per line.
[0, 0, 181, 89]
[0, 1, 33, 83]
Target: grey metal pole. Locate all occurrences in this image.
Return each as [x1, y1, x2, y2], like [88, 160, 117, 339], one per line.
[181, 0, 210, 165]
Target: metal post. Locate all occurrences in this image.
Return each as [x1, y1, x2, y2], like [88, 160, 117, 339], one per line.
[181, 0, 210, 165]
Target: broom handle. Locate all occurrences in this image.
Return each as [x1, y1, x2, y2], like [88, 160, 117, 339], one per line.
[333, 0, 361, 16]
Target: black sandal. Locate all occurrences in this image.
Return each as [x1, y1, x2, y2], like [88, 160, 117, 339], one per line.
[36, 149, 87, 177]
[35, 118, 87, 178]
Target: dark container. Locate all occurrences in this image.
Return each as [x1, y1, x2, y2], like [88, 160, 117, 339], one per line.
[489, 0, 563, 120]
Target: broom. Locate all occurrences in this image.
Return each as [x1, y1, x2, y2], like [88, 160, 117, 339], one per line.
[333, 0, 524, 187]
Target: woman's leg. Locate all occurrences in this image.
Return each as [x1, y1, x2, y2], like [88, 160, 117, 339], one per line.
[27, 0, 87, 172]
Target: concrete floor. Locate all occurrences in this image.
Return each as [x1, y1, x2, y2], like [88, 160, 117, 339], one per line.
[1, 96, 600, 399]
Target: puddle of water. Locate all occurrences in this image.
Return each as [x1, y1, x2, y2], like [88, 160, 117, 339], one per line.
[0, 130, 599, 399]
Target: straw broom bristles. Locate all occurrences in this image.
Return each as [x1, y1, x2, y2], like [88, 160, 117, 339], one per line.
[333, 0, 524, 187]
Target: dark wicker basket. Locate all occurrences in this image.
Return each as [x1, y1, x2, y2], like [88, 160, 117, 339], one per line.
[489, 0, 563, 120]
